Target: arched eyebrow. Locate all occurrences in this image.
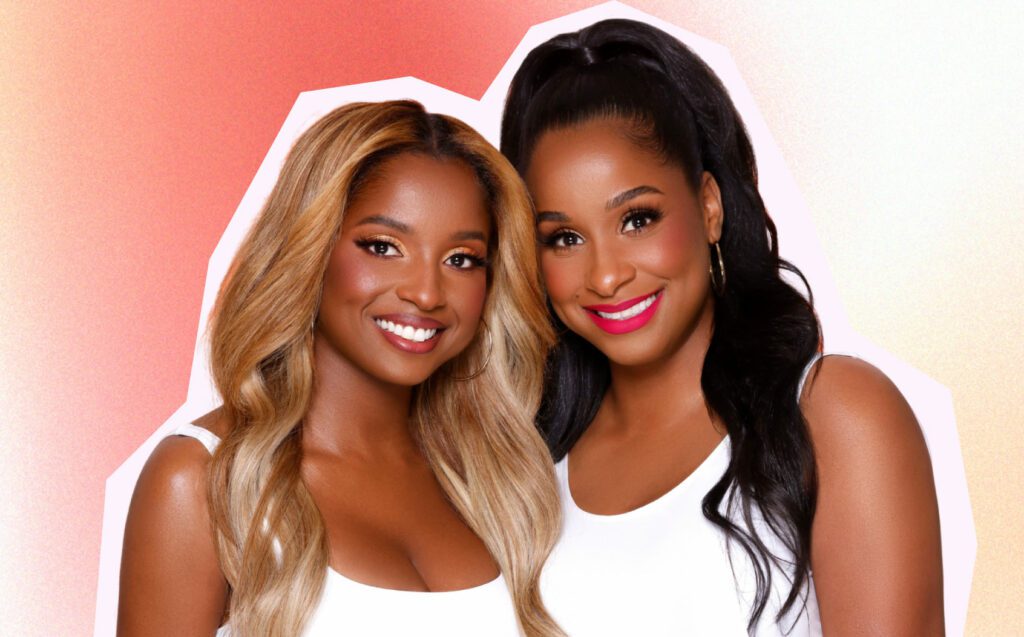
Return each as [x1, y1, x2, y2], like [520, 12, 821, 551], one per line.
[536, 185, 665, 224]
[606, 185, 663, 210]
[355, 215, 486, 243]
[451, 230, 487, 243]
[536, 211, 570, 224]
[355, 215, 411, 233]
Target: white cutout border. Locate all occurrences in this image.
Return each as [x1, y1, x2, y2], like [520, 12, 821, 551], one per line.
[95, 3, 975, 635]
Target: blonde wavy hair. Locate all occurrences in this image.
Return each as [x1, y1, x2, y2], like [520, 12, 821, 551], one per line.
[206, 100, 562, 636]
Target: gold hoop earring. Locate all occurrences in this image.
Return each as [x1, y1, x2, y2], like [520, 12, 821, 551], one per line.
[709, 242, 726, 294]
[453, 324, 493, 382]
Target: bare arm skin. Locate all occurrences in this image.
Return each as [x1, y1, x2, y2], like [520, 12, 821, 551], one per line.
[803, 356, 944, 636]
[118, 434, 228, 636]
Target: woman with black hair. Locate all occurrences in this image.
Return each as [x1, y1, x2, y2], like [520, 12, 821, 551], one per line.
[501, 19, 943, 636]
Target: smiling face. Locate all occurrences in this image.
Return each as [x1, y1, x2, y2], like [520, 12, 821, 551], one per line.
[526, 118, 724, 368]
[317, 152, 491, 387]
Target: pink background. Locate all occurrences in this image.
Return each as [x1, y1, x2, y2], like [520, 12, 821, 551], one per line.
[2, 2, 1020, 635]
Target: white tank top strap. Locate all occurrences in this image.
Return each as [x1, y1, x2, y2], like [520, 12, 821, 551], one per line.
[170, 423, 222, 455]
[797, 352, 825, 401]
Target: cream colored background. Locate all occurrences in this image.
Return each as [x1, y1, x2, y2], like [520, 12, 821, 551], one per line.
[632, 2, 1023, 632]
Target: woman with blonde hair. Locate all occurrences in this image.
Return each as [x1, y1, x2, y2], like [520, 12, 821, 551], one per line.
[119, 100, 564, 636]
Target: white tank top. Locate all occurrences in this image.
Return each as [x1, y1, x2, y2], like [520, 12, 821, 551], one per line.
[171, 424, 522, 637]
[539, 357, 825, 636]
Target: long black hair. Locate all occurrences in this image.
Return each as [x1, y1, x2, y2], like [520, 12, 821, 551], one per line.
[500, 19, 821, 631]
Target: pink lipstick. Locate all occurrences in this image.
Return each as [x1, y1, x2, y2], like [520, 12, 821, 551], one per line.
[583, 290, 663, 335]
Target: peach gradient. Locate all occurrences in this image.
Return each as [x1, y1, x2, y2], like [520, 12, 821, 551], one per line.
[1, 2, 1020, 636]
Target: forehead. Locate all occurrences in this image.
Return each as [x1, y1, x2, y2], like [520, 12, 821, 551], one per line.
[525, 119, 686, 208]
[343, 152, 490, 234]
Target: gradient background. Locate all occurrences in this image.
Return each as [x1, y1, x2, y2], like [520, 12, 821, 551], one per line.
[1, 2, 1020, 635]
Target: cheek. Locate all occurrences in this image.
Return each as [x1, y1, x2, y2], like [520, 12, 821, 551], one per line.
[452, 275, 488, 326]
[539, 252, 589, 330]
[320, 247, 388, 317]
[637, 216, 706, 280]
[540, 252, 584, 304]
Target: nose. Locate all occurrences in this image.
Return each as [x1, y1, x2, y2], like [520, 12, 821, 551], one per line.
[585, 245, 636, 298]
[395, 262, 446, 310]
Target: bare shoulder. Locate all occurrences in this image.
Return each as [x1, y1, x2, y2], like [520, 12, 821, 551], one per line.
[129, 406, 229, 512]
[800, 354, 925, 458]
[136, 432, 213, 501]
[801, 355, 944, 634]
[118, 410, 228, 636]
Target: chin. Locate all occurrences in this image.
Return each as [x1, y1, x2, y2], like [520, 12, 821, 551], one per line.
[568, 316, 672, 368]
[597, 342, 669, 368]
[370, 360, 441, 387]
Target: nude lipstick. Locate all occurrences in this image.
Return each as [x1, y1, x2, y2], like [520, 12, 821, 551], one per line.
[583, 290, 663, 335]
[373, 313, 446, 353]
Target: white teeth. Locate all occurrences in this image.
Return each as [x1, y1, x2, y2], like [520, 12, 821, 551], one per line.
[374, 319, 438, 343]
[594, 292, 658, 320]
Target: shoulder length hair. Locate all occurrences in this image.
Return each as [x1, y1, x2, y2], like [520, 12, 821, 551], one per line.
[501, 19, 821, 631]
[208, 100, 562, 636]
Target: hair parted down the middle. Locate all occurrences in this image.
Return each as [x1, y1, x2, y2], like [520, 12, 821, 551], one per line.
[206, 100, 564, 636]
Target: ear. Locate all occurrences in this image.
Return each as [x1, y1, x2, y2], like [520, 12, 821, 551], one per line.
[699, 172, 724, 243]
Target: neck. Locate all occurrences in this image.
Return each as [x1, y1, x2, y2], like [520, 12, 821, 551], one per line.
[303, 334, 418, 459]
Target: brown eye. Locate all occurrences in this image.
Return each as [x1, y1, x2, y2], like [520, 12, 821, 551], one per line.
[621, 208, 663, 234]
[543, 230, 584, 249]
[445, 252, 486, 270]
[355, 238, 403, 257]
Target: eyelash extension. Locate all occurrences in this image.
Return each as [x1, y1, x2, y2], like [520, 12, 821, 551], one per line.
[448, 251, 490, 268]
[621, 206, 664, 234]
[537, 207, 662, 248]
[354, 235, 403, 256]
[538, 228, 582, 249]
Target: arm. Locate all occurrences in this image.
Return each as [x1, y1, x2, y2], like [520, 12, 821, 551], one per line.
[118, 435, 228, 636]
[802, 356, 943, 636]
